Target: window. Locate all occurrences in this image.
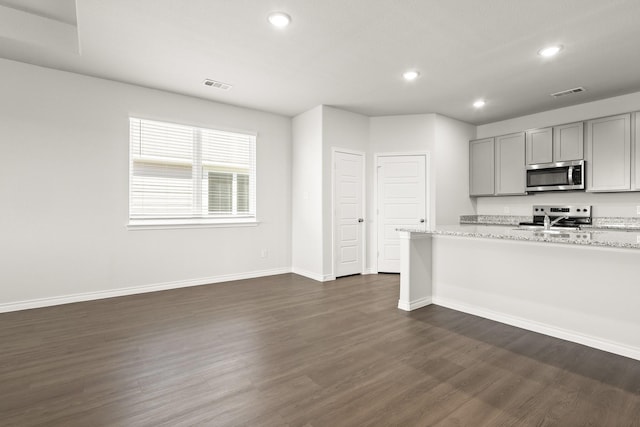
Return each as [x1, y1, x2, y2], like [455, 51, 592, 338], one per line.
[129, 118, 256, 226]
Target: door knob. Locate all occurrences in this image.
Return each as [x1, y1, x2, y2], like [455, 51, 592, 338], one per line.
[358, 218, 364, 223]
[420, 219, 425, 223]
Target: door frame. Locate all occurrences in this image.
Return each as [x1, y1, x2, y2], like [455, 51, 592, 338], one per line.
[332, 147, 367, 279]
[373, 152, 431, 274]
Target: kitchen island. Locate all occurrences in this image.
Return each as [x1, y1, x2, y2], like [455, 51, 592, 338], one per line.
[399, 224, 640, 360]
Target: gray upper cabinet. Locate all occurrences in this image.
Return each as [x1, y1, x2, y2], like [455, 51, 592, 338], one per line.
[586, 114, 631, 192]
[526, 122, 583, 165]
[495, 132, 526, 195]
[469, 138, 495, 196]
[553, 122, 584, 162]
[471, 113, 636, 196]
[526, 127, 553, 164]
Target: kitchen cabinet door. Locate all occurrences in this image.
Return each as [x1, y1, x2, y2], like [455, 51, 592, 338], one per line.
[553, 122, 584, 162]
[526, 127, 552, 165]
[495, 132, 526, 195]
[586, 114, 631, 192]
[469, 138, 495, 196]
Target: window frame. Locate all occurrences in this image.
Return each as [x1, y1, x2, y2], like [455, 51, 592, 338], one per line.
[205, 170, 250, 215]
[127, 117, 258, 230]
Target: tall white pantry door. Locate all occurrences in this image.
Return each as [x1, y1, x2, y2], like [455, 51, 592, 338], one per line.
[377, 155, 427, 273]
[334, 150, 365, 278]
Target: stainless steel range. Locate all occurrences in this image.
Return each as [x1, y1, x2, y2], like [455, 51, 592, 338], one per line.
[519, 205, 592, 230]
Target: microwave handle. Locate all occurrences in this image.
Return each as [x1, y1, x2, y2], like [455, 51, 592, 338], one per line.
[568, 166, 574, 186]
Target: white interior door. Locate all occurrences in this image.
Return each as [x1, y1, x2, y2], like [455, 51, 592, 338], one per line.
[377, 155, 426, 273]
[334, 150, 364, 278]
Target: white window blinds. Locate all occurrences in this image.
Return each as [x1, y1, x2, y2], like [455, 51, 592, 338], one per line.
[129, 118, 256, 224]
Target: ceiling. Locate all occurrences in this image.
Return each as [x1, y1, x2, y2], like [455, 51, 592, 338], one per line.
[1, 0, 640, 125]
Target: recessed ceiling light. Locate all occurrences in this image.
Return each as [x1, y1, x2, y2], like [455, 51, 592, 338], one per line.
[268, 12, 291, 28]
[402, 70, 420, 81]
[538, 45, 562, 57]
[473, 100, 486, 108]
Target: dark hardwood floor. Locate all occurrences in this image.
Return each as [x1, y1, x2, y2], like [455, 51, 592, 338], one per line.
[1, 273, 640, 426]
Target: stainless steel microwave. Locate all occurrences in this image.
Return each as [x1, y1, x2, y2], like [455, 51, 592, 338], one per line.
[526, 160, 585, 192]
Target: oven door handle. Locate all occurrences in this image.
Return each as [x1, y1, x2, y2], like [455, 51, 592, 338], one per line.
[568, 166, 574, 186]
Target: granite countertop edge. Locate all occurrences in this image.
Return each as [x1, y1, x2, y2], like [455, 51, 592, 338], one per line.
[397, 225, 640, 250]
[459, 220, 640, 231]
[459, 214, 640, 230]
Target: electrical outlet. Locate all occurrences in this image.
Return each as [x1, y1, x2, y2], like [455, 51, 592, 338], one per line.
[260, 249, 268, 258]
[636, 206, 640, 215]
[503, 206, 510, 214]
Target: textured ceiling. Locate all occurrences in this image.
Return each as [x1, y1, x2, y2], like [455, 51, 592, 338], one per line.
[1, 0, 639, 124]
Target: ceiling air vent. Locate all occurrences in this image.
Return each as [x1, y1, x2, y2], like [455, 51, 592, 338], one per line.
[550, 87, 586, 98]
[203, 79, 232, 91]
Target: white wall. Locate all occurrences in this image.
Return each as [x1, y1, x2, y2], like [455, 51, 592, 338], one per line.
[368, 114, 438, 220]
[292, 110, 475, 277]
[477, 91, 640, 138]
[369, 114, 437, 152]
[322, 106, 369, 276]
[291, 105, 369, 279]
[434, 114, 477, 225]
[368, 114, 437, 270]
[0, 59, 292, 308]
[367, 114, 476, 269]
[475, 91, 640, 217]
[291, 106, 324, 279]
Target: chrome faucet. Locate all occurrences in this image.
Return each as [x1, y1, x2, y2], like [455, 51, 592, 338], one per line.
[544, 214, 568, 230]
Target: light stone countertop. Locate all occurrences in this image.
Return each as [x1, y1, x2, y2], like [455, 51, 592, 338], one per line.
[398, 224, 640, 250]
[459, 214, 640, 230]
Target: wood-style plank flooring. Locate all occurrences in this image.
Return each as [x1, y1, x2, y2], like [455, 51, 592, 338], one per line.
[1, 273, 640, 426]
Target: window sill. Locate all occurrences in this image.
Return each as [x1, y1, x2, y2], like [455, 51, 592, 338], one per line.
[127, 218, 259, 230]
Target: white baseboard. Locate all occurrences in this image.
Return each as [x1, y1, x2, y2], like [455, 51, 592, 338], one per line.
[291, 267, 335, 282]
[398, 296, 432, 311]
[363, 268, 377, 275]
[0, 267, 292, 314]
[433, 296, 640, 362]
